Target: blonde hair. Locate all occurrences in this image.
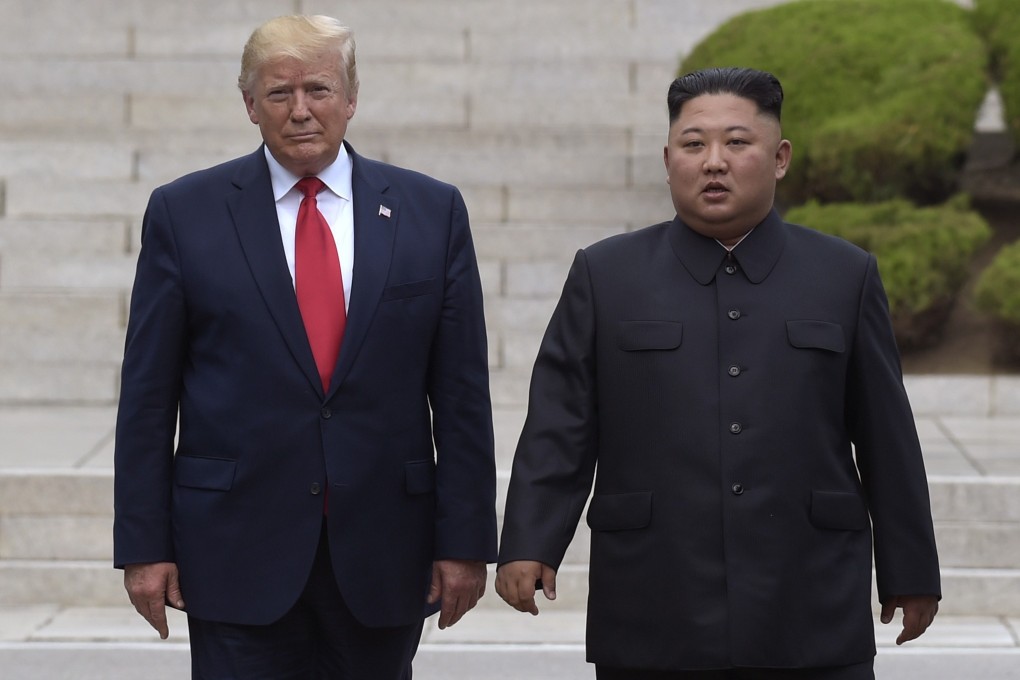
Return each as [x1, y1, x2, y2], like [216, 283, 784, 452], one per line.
[238, 15, 359, 99]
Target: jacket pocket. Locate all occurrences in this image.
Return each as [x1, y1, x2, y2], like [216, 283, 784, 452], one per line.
[174, 455, 236, 491]
[405, 459, 436, 495]
[787, 320, 845, 353]
[617, 321, 683, 351]
[382, 278, 438, 301]
[586, 491, 653, 531]
[810, 490, 868, 531]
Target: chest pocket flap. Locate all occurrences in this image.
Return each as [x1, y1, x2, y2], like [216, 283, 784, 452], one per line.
[618, 321, 683, 351]
[787, 319, 845, 353]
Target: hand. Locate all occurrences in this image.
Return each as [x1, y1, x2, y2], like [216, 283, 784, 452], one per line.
[426, 559, 487, 629]
[880, 594, 939, 645]
[495, 560, 557, 616]
[124, 562, 185, 640]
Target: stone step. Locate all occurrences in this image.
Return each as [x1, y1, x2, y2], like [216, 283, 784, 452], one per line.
[2, 472, 1016, 566]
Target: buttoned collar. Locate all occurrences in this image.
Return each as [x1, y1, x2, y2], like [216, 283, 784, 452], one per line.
[668, 208, 786, 285]
[263, 143, 354, 202]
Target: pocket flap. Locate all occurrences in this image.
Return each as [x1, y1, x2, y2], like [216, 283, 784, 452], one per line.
[810, 490, 868, 531]
[787, 320, 845, 353]
[382, 278, 438, 301]
[405, 459, 436, 495]
[174, 455, 236, 491]
[586, 491, 653, 531]
[617, 321, 683, 351]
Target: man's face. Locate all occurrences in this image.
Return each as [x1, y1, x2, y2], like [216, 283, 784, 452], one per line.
[663, 93, 791, 244]
[243, 52, 356, 177]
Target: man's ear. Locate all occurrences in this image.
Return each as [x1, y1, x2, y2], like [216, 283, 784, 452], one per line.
[663, 145, 670, 184]
[242, 91, 259, 125]
[346, 95, 357, 121]
[775, 139, 792, 181]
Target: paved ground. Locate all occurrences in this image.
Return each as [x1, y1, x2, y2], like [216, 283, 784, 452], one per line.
[1, 609, 1020, 679]
[2, 375, 1020, 677]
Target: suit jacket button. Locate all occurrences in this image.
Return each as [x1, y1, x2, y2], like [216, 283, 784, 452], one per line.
[731, 483, 744, 495]
[727, 309, 741, 320]
[729, 422, 742, 434]
[310, 483, 322, 495]
[320, 407, 332, 419]
[728, 365, 741, 377]
[725, 265, 737, 275]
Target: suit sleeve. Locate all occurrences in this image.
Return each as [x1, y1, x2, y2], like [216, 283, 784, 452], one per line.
[113, 188, 186, 568]
[426, 187, 498, 563]
[847, 254, 941, 602]
[498, 249, 599, 569]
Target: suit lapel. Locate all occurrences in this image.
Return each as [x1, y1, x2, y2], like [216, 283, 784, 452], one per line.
[327, 146, 398, 397]
[227, 148, 323, 395]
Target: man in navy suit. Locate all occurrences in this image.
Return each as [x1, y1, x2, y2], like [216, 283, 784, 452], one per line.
[114, 15, 496, 678]
[496, 67, 939, 679]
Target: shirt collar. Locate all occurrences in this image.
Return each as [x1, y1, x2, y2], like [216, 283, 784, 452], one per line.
[668, 208, 786, 285]
[263, 144, 354, 202]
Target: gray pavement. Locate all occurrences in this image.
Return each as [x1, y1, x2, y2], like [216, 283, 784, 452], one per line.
[2, 375, 1020, 677]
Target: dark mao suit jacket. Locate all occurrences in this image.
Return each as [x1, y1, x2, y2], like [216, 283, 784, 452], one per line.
[114, 144, 497, 628]
[499, 210, 940, 671]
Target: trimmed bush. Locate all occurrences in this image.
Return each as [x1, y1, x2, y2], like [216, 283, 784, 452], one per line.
[974, 240, 1020, 362]
[680, 0, 988, 206]
[974, 0, 1020, 143]
[785, 196, 991, 349]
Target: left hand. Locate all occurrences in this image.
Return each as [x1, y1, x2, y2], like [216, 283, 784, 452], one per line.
[427, 559, 488, 629]
[880, 594, 939, 645]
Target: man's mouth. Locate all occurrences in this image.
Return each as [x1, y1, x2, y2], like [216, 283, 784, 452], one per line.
[703, 182, 728, 195]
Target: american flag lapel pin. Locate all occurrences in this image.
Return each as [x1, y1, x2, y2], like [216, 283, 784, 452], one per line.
[378, 205, 392, 218]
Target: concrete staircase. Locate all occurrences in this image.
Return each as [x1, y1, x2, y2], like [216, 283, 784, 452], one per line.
[2, 0, 1018, 620]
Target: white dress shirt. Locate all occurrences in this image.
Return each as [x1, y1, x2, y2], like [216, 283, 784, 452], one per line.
[264, 145, 354, 312]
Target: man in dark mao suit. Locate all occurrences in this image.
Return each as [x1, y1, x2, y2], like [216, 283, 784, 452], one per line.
[113, 15, 496, 678]
[496, 67, 940, 679]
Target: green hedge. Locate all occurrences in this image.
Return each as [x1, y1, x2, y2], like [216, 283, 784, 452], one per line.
[974, 0, 1020, 142]
[975, 241, 1020, 361]
[976, 241, 1020, 323]
[680, 0, 988, 206]
[785, 196, 991, 348]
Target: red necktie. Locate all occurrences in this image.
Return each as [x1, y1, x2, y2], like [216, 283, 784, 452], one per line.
[295, 177, 346, 391]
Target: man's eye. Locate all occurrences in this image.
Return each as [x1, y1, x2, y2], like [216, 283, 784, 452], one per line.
[728, 139, 748, 146]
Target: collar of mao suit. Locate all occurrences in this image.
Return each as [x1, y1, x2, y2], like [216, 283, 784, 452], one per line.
[667, 207, 787, 285]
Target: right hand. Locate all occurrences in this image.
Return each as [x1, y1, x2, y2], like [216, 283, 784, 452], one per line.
[124, 562, 185, 639]
[495, 560, 557, 615]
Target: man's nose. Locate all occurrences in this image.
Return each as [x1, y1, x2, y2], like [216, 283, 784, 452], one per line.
[289, 91, 312, 120]
[704, 144, 727, 172]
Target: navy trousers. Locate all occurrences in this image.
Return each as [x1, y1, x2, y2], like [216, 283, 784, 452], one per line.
[188, 526, 425, 680]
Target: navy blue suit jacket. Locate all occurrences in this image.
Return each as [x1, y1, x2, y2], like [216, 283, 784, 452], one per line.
[114, 144, 497, 628]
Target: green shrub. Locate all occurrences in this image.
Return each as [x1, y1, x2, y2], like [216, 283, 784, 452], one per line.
[974, 0, 1020, 142]
[975, 240, 1020, 322]
[974, 240, 1020, 363]
[785, 195, 992, 348]
[680, 0, 988, 206]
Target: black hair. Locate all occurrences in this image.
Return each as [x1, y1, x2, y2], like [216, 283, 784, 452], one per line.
[667, 67, 783, 123]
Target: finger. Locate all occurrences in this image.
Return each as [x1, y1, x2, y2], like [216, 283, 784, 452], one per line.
[166, 569, 186, 610]
[515, 576, 539, 615]
[426, 568, 443, 605]
[438, 592, 462, 629]
[880, 599, 897, 624]
[541, 565, 557, 602]
[146, 597, 170, 640]
[896, 604, 933, 645]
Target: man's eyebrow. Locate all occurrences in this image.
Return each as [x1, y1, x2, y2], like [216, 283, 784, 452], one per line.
[680, 125, 754, 135]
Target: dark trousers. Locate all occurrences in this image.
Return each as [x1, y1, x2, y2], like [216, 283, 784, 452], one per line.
[188, 526, 425, 680]
[596, 659, 875, 680]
